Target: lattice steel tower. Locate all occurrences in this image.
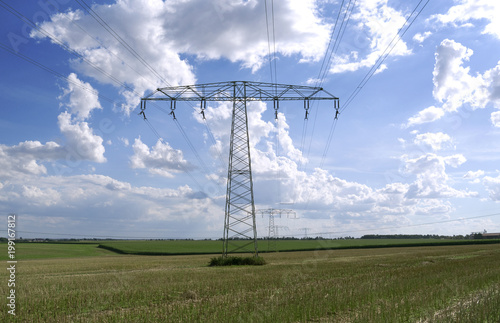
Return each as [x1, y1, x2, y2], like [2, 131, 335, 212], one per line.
[140, 81, 339, 257]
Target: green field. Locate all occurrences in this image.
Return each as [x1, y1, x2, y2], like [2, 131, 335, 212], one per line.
[0, 243, 113, 261]
[96, 238, 500, 255]
[1, 241, 499, 322]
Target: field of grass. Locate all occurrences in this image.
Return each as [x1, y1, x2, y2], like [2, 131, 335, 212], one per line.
[96, 238, 500, 255]
[1, 242, 499, 322]
[0, 243, 114, 261]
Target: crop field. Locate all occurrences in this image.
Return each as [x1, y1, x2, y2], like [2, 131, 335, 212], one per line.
[1, 242, 499, 322]
[96, 238, 500, 255]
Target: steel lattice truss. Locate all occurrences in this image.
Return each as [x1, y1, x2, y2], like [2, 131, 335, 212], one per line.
[142, 80, 339, 103]
[223, 95, 257, 256]
[140, 81, 339, 257]
[256, 208, 296, 252]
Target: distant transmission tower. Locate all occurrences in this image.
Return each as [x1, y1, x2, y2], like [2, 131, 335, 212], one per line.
[300, 227, 311, 238]
[141, 81, 339, 257]
[257, 208, 296, 252]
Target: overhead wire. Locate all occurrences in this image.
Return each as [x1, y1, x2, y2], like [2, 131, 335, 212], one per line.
[317, 0, 430, 169]
[54, 4, 161, 90]
[7, 210, 499, 240]
[283, 212, 500, 238]
[74, 0, 170, 86]
[141, 116, 205, 192]
[0, 0, 140, 96]
[75, 0, 231, 183]
[300, 0, 356, 177]
[66, 0, 226, 188]
[0, 41, 117, 105]
[1, 1, 224, 196]
[341, 0, 430, 113]
[265, 0, 282, 205]
[299, 0, 354, 173]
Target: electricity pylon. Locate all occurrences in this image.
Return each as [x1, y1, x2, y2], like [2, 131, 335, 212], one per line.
[140, 81, 339, 257]
[257, 208, 296, 252]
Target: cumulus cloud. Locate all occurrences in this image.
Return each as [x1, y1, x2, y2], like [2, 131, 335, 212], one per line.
[414, 132, 452, 151]
[492, 111, 500, 127]
[130, 138, 194, 178]
[402, 153, 474, 199]
[0, 141, 61, 178]
[431, 0, 500, 39]
[432, 39, 484, 112]
[59, 73, 102, 120]
[329, 0, 411, 74]
[413, 31, 432, 43]
[464, 170, 484, 183]
[165, 0, 331, 70]
[0, 72, 107, 180]
[407, 39, 500, 126]
[58, 111, 106, 163]
[406, 106, 445, 127]
[483, 175, 500, 201]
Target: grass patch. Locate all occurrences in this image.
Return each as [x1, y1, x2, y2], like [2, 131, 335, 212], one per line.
[208, 256, 267, 266]
[0, 242, 114, 261]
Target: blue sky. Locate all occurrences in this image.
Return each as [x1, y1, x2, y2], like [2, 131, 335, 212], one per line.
[1, 0, 500, 239]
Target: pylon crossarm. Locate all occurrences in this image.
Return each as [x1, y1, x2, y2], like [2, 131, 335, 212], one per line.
[142, 81, 338, 103]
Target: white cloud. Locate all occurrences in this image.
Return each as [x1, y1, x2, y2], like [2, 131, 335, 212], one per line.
[130, 138, 194, 178]
[492, 111, 500, 127]
[414, 132, 452, 151]
[432, 0, 500, 39]
[483, 175, 500, 201]
[329, 0, 411, 74]
[166, 0, 331, 70]
[464, 170, 485, 183]
[406, 106, 445, 127]
[0, 141, 60, 178]
[464, 170, 485, 179]
[59, 73, 102, 120]
[402, 153, 474, 199]
[413, 31, 432, 43]
[407, 39, 500, 126]
[21, 185, 61, 207]
[432, 39, 484, 112]
[0, 72, 107, 181]
[119, 137, 130, 147]
[58, 111, 106, 163]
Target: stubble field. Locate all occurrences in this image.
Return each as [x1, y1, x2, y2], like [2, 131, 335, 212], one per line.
[1, 241, 499, 322]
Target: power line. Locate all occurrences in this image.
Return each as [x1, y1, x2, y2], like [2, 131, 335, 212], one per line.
[140, 117, 205, 192]
[0, 1, 139, 95]
[301, 1, 355, 174]
[54, 4, 160, 89]
[3, 1, 224, 183]
[341, 0, 430, 113]
[264, 0, 274, 84]
[284, 212, 500, 238]
[74, 0, 170, 86]
[4, 211, 498, 240]
[0, 41, 116, 105]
